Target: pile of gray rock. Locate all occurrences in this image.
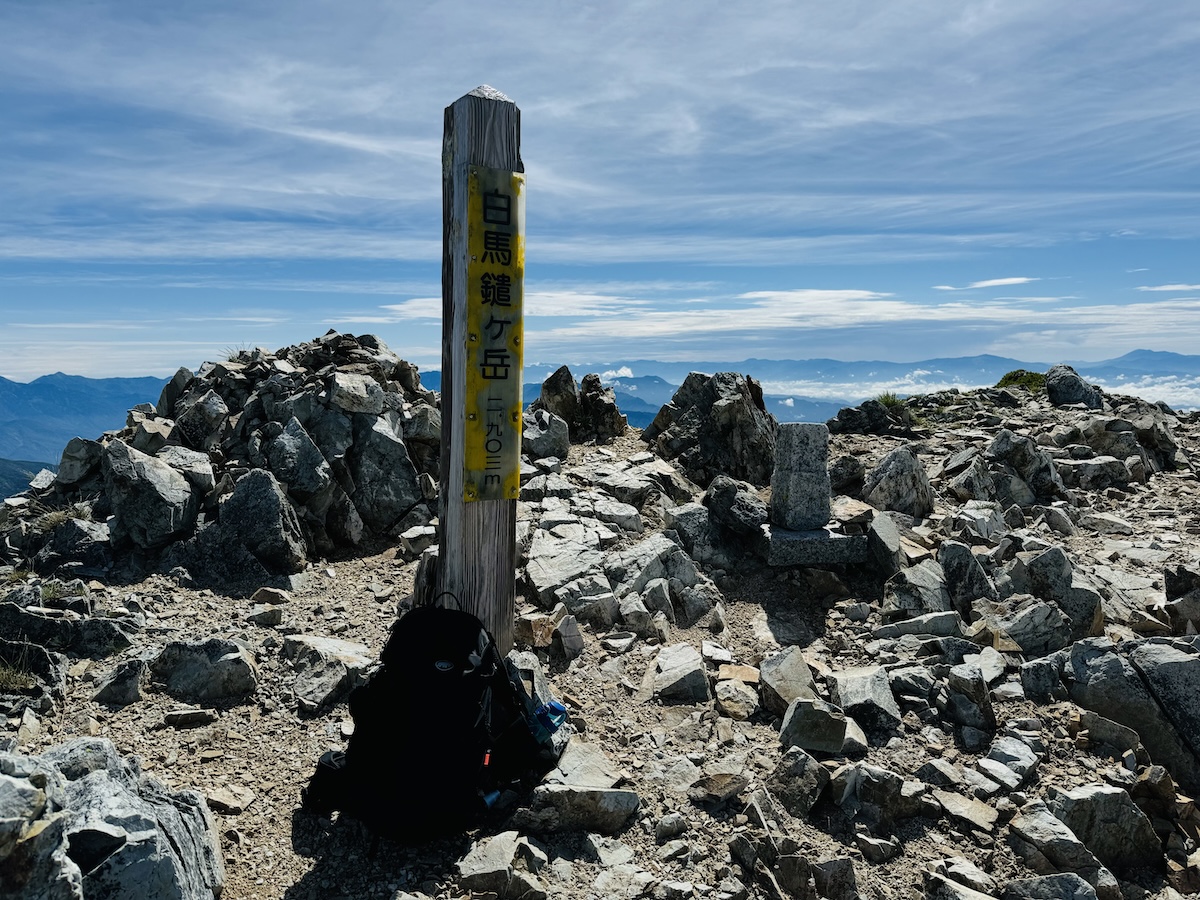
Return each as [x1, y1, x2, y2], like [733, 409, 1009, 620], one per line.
[0, 332, 441, 585]
[529, 366, 627, 445]
[509, 365, 1200, 898]
[0, 737, 224, 900]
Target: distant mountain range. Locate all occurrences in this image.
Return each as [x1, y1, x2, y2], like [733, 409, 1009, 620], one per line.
[0, 373, 166, 465]
[418, 350, 1200, 428]
[4, 350, 1199, 483]
[521, 350, 1200, 425]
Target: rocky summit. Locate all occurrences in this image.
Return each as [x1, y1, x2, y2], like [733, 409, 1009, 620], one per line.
[3, 344, 1200, 900]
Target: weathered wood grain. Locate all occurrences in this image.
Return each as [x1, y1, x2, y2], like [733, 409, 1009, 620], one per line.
[438, 86, 522, 654]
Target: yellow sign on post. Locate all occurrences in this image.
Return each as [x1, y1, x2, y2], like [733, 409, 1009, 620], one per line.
[464, 165, 525, 502]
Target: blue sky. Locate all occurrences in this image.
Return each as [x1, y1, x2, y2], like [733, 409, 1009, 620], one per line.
[1, 1, 1199, 381]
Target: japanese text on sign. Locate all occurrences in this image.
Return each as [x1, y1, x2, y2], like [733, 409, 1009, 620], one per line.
[464, 166, 525, 502]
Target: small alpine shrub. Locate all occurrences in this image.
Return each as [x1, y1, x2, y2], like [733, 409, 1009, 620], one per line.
[996, 369, 1046, 392]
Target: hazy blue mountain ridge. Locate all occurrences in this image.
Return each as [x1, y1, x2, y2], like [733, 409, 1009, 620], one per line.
[0, 373, 166, 463]
[5, 350, 1199, 477]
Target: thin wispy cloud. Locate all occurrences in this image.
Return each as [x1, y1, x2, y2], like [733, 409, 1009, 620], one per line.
[933, 277, 1041, 291]
[1137, 284, 1200, 292]
[526, 291, 1200, 364]
[374, 297, 443, 320]
[992, 296, 1077, 303]
[10, 321, 151, 331]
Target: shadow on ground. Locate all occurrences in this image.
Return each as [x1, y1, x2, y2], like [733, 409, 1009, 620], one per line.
[286, 808, 473, 900]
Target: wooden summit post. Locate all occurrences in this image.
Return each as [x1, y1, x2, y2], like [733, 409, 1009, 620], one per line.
[438, 86, 524, 656]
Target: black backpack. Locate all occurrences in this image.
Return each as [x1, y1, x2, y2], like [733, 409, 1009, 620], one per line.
[301, 602, 561, 840]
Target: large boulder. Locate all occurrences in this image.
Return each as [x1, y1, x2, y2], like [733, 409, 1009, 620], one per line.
[827, 666, 902, 736]
[0, 637, 67, 718]
[522, 408, 570, 461]
[705, 475, 769, 538]
[282, 635, 373, 715]
[766, 746, 830, 817]
[1128, 640, 1200, 762]
[0, 737, 224, 900]
[1008, 800, 1120, 899]
[862, 447, 933, 518]
[1004, 547, 1103, 641]
[939, 541, 997, 620]
[510, 784, 640, 835]
[54, 438, 103, 491]
[175, 389, 230, 451]
[328, 371, 384, 415]
[652, 643, 710, 703]
[217, 469, 307, 576]
[1065, 639, 1200, 791]
[150, 637, 258, 703]
[266, 417, 333, 508]
[779, 698, 847, 756]
[578, 373, 627, 442]
[826, 398, 913, 436]
[526, 530, 606, 605]
[156, 447, 215, 495]
[1048, 785, 1161, 874]
[348, 414, 423, 534]
[987, 595, 1072, 657]
[101, 441, 199, 551]
[1046, 365, 1104, 409]
[883, 560, 951, 618]
[0, 602, 135, 660]
[759, 645, 818, 717]
[532, 366, 579, 430]
[156, 366, 194, 418]
[985, 429, 1065, 503]
[33, 518, 112, 574]
[642, 371, 777, 487]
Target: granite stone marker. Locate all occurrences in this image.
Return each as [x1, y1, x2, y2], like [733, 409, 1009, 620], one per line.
[770, 423, 831, 530]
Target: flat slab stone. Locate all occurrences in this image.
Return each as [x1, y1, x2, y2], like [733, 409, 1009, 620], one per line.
[934, 789, 999, 832]
[873, 611, 962, 639]
[717, 664, 760, 684]
[546, 741, 621, 789]
[987, 735, 1040, 779]
[526, 531, 607, 604]
[510, 784, 641, 835]
[767, 526, 869, 567]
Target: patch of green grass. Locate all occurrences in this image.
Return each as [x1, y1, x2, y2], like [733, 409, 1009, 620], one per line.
[30, 501, 92, 536]
[40, 580, 68, 602]
[996, 369, 1047, 392]
[875, 391, 904, 409]
[31, 509, 71, 536]
[0, 643, 35, 692]
[3, 569, 30, 585]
